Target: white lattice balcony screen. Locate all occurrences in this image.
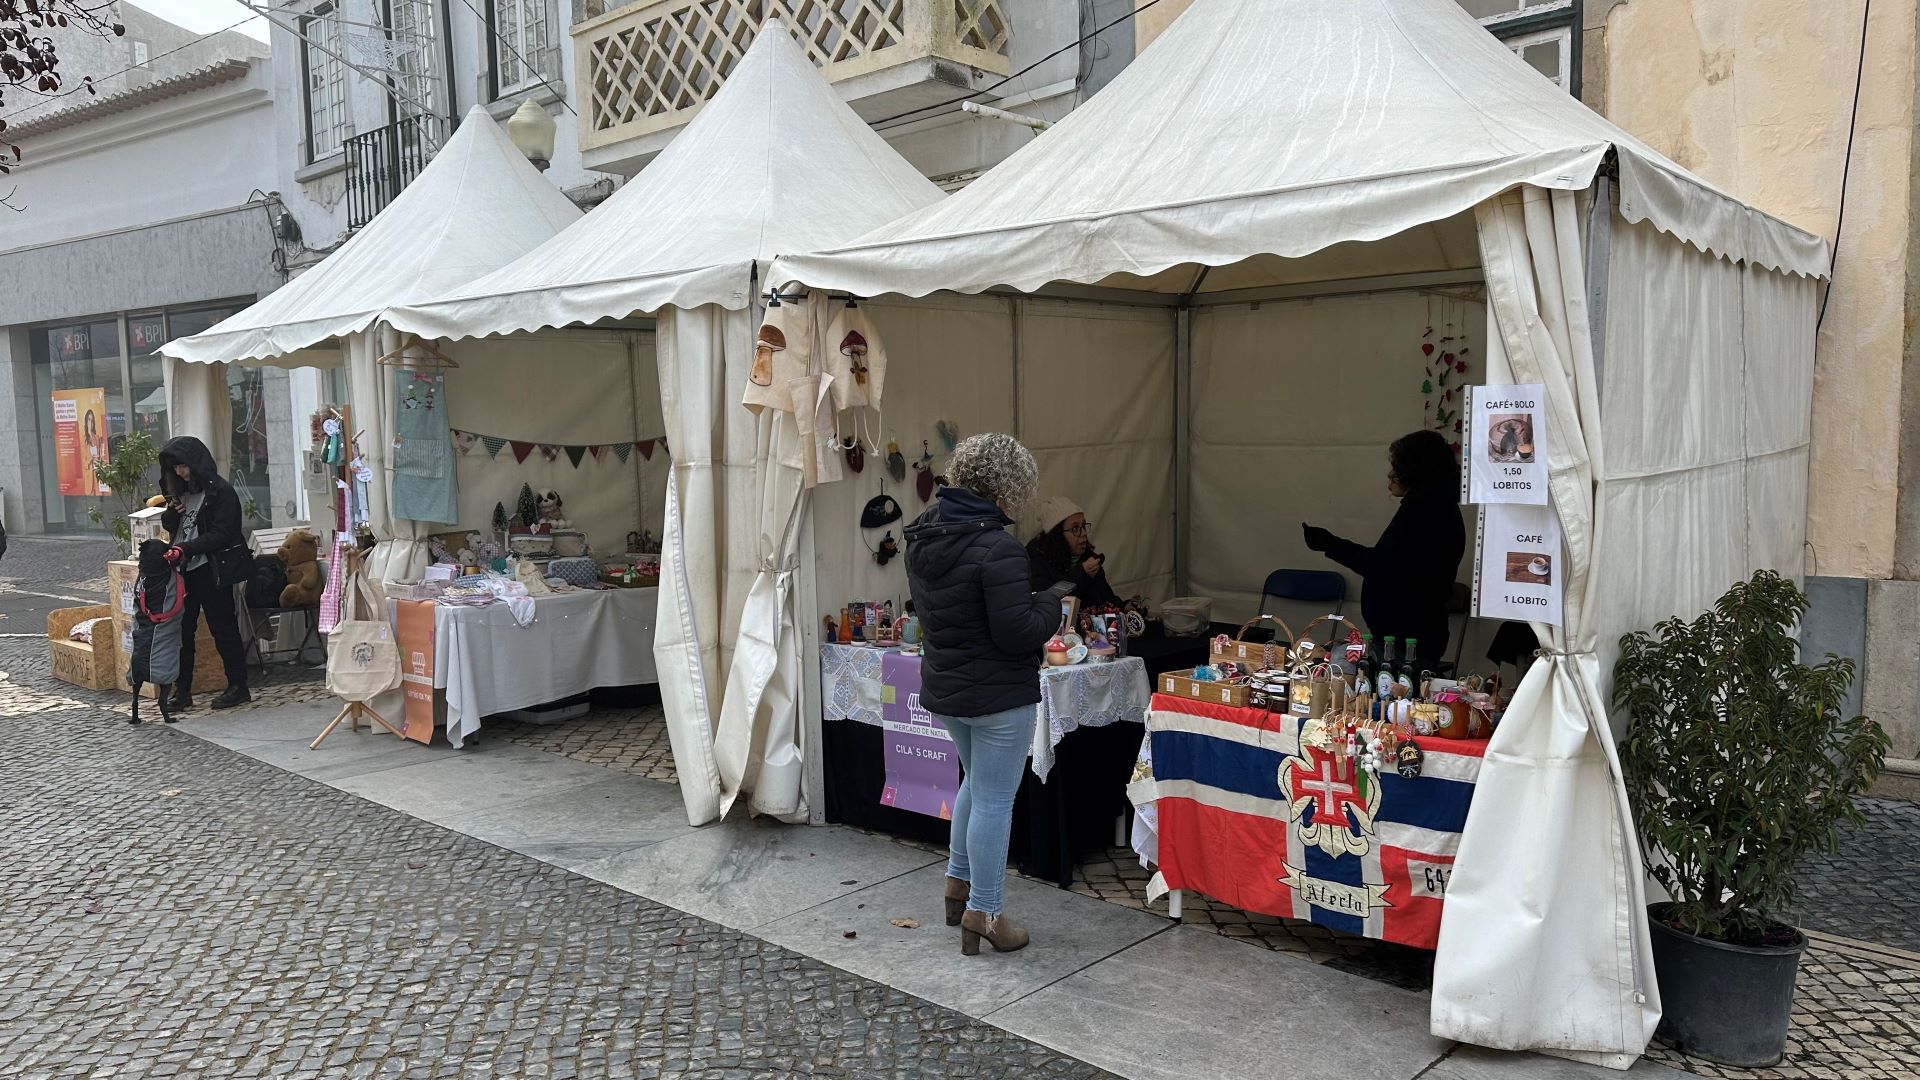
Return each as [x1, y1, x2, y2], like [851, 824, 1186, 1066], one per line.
[577, 0, 1011, 145]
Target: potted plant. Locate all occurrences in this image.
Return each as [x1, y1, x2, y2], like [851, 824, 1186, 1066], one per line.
[85, 431, 161, 553]
[1614, 570, 1888, 1067]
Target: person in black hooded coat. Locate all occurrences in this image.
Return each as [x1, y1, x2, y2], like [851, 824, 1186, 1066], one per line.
[905, 433, 1071, 957]
[1301, 429, 1466, 670]
[158, 435, 252, 710]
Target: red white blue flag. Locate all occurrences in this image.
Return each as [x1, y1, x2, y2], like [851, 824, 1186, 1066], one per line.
[1139, 695, 1483, 949]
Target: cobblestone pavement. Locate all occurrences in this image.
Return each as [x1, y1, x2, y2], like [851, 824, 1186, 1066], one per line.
[0, 534, 121, 589]
[1781, 798, 1920, 954]
[491, 706, 680, 784]
[0, 705, 1113, 1080]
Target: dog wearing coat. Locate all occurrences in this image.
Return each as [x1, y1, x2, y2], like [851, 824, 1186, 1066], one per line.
[127, 539, 187, 725]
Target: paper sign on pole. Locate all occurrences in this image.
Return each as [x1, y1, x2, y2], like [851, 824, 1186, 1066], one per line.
[1473, 503, 1564, 626]
[1462, 383, 1547, 505]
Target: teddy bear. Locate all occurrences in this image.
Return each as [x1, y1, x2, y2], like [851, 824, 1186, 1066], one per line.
[277, 528, 326, 607]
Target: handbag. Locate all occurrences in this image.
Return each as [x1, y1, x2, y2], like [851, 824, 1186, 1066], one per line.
[326, 564, 401, 703]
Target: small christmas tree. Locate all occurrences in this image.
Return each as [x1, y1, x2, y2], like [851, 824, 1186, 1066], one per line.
[516, 483, 539, 533]
[492, 501, 510, 536]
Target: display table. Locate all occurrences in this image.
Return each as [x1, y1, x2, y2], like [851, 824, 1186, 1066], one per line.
[430, 587, 658, 747]
[820, 643, 1150, 780]
[820, 643, 1152, 885]
[1129, 693, 1485, 949]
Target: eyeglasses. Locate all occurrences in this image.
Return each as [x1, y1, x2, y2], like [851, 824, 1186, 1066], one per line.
[1065, 521, 1091, 536]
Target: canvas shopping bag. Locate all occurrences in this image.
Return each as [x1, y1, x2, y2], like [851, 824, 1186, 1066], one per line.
[326, 566, 401, 703]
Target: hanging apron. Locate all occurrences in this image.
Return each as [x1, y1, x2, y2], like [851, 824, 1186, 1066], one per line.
[390, 369, 458, 525]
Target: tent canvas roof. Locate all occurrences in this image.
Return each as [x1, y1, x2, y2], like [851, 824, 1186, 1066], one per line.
[383, 23, 945, 342]
[775, 0, 1829, 300]
[162, 108, 582, 367]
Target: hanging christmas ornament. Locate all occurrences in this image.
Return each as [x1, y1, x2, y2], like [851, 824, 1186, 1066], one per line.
[935, 419, 959, 452]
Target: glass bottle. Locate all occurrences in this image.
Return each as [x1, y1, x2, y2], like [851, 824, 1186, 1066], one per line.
[1377, 636, 1398, 699]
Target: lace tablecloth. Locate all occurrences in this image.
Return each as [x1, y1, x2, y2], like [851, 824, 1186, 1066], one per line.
[819, 644, 1150, 782]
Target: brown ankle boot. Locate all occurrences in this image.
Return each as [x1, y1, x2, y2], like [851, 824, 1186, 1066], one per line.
[959, 908, 1030, 955]
[944, 877, 970, 927]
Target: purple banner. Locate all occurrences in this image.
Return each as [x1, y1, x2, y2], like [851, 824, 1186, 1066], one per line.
[878, 652, 959, 819]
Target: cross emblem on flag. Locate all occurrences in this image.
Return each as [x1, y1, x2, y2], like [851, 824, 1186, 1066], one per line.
[1289, 750, 1364, 832]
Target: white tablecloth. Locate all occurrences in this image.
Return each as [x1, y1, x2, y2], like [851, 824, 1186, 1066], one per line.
[819, 644, 1150, 781]
[436, 587, 658, 748]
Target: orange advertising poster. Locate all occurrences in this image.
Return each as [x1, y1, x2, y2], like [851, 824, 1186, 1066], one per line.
[394, 600, 438, 744]
[52, 387, 109, 497]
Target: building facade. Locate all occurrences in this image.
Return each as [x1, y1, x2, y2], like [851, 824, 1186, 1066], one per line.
[1591, 0, 1920, 786]
[0, 8, 292, 536]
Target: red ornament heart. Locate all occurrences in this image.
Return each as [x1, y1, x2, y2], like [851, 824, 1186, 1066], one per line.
[1421, 343, 1435, 356]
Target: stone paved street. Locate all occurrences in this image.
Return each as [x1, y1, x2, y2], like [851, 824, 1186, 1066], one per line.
[0, 703, 1113, 1080]
[5, 551, 1918, 1080]
[1781, 798, 1920, 954]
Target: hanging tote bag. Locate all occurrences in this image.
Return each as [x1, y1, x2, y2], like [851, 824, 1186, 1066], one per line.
[326, 565, 401, 703]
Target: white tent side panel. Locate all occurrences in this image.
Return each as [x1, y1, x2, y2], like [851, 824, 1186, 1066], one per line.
[1016, 299, 1178, 603]
[1188, 291, 1486, 625]
[1586, 214, 1816, 691]
[808, 296, 1177, 617]
[438, 332, 666, 553]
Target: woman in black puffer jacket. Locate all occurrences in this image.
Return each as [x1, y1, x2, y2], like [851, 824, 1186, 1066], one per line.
[158, 435, 252, 711]
[905, 433, 1070, 957]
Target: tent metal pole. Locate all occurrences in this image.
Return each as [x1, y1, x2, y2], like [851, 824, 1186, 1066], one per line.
[1174, 305, 1192, 595]
[796, 494, 828, 825]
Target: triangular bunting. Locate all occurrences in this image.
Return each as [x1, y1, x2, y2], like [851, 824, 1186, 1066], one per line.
[611, 441, 632, 464]
[509, 440, 534, 464]
[657, 437, 669, 457]
[637, 439, 655, 460]
[482, 435, 507, 459]
[565, 445, 587, 468]
[538, 443, 561, 462]
[589, 444, 606, 463]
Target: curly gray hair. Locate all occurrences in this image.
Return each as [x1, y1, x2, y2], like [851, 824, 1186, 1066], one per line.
[946, 433, 1039, 516]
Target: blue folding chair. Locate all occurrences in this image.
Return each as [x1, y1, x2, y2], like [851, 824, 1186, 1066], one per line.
[1257, 569, 1347, 620]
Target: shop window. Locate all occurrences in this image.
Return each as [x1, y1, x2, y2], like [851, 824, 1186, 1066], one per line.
[128, 315, 171, 449]
[489, 0, 560, 97]
[30, 321, 127, 532]
[303, 3, 353, 160]
[228, 365, 274, 525]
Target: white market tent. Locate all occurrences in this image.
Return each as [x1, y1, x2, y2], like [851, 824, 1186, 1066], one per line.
[160, 108, 584, 580]
[382, 24, 945, 828]
[771, 0, 1826, 1065]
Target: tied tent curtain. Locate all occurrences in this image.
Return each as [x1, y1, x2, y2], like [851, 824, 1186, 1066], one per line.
[1430, 186, 1660, 1066]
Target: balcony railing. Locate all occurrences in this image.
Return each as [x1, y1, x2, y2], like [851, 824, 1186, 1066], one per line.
[574, 0, 1011, 153]
[344, 113, 449, 231]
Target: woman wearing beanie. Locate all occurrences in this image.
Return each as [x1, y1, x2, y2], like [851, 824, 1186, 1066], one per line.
[1025, 495, 1117, 609]
[904, 433, 1070, 956]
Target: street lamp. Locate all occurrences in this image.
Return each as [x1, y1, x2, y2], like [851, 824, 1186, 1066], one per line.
[506, 99, 556, 172]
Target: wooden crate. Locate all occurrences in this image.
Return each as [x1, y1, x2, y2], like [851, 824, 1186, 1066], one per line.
[1158, 668, 1251, 708]
[108, 559, 139, 627]
[47, 605, 120, 691]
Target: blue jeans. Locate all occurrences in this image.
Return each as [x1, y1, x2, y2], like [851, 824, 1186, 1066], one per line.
[938, 705, 1035, 916]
